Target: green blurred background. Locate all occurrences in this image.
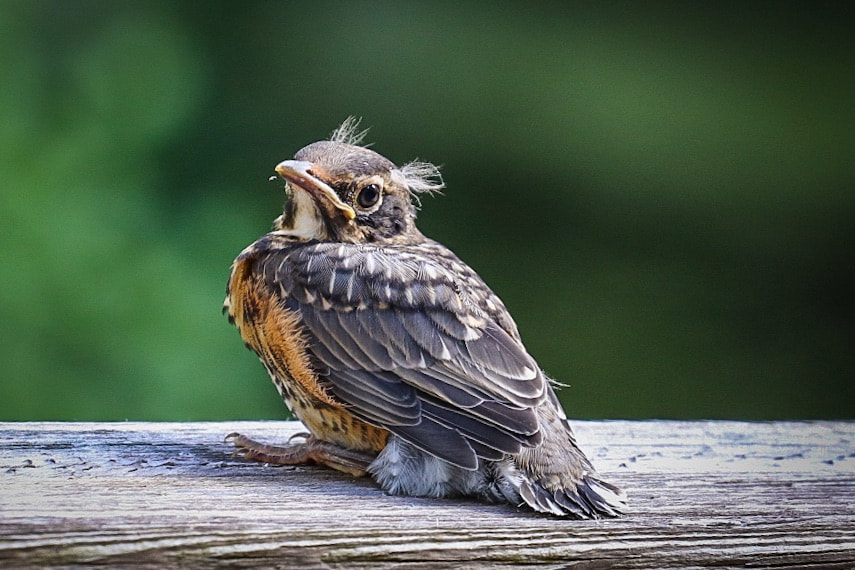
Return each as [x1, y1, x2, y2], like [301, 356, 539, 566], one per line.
[2, 1, 853, 421]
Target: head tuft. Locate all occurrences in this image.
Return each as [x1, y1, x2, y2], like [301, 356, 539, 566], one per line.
[398, 160, 444, 209]
[329, 116, 370, 146]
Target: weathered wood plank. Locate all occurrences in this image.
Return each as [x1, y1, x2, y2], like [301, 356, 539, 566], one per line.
[1, 420, 853, 568]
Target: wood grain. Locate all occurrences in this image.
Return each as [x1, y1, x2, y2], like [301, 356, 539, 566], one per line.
[1, 420, 853, 568]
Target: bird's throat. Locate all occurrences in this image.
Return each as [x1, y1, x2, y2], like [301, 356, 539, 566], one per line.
[276, 189, 330, 241]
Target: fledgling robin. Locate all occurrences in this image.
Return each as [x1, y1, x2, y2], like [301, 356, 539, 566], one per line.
[224, 119, 626, 518]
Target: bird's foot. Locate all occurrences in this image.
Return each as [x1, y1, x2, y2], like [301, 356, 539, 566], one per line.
[225, 432, 373, 477]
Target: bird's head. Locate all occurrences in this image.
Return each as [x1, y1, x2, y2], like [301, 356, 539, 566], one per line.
[272, 119, 443, 244]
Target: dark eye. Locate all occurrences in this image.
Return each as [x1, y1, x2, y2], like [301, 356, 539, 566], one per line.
[356, 183, 381, 209]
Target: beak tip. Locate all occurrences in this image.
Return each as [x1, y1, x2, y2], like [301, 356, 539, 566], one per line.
[275, 160, 313, 178]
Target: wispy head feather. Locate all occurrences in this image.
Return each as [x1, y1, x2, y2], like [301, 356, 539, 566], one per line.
[400, 160, 444, 195]
[399, 160, 444, 209]
[330, 116, 370, 146]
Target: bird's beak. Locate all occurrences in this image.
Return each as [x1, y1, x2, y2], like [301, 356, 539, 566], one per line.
[275, 160, 356, 221]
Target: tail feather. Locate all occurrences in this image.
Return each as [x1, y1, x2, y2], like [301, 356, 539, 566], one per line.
[519, 474, 627, 518]
[578, 476, 627, 517]
[519, 479, 580, 517]
[515, 396, 628, 518]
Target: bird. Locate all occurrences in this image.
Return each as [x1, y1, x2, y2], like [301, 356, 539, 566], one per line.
[224, 118, 626, 518]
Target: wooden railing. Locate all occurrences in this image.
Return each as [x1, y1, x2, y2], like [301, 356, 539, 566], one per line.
[1, 420, 853, 568]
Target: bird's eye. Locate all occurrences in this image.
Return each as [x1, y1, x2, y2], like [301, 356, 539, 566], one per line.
[356, 183, 381, 209]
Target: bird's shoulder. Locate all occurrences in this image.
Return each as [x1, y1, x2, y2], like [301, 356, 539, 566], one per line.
[250, 236, 521, 341]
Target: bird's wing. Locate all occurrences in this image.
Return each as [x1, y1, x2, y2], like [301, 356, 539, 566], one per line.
[263, 240, 547, 470]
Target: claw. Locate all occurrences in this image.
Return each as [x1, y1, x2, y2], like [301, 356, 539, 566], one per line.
[287, 431, 312, 444]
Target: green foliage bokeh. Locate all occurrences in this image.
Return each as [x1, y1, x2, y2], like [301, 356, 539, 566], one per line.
[2, 1, 853, 420]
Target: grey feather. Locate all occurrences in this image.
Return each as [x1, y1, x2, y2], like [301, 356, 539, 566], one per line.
[264, 239, 549, 468]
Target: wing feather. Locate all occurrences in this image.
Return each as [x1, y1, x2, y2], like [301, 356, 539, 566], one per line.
[265, 240, 547, 469]
[329, 369, 421, 425]
[372, 308, 433, 368]
[392, 417, 479, 470]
